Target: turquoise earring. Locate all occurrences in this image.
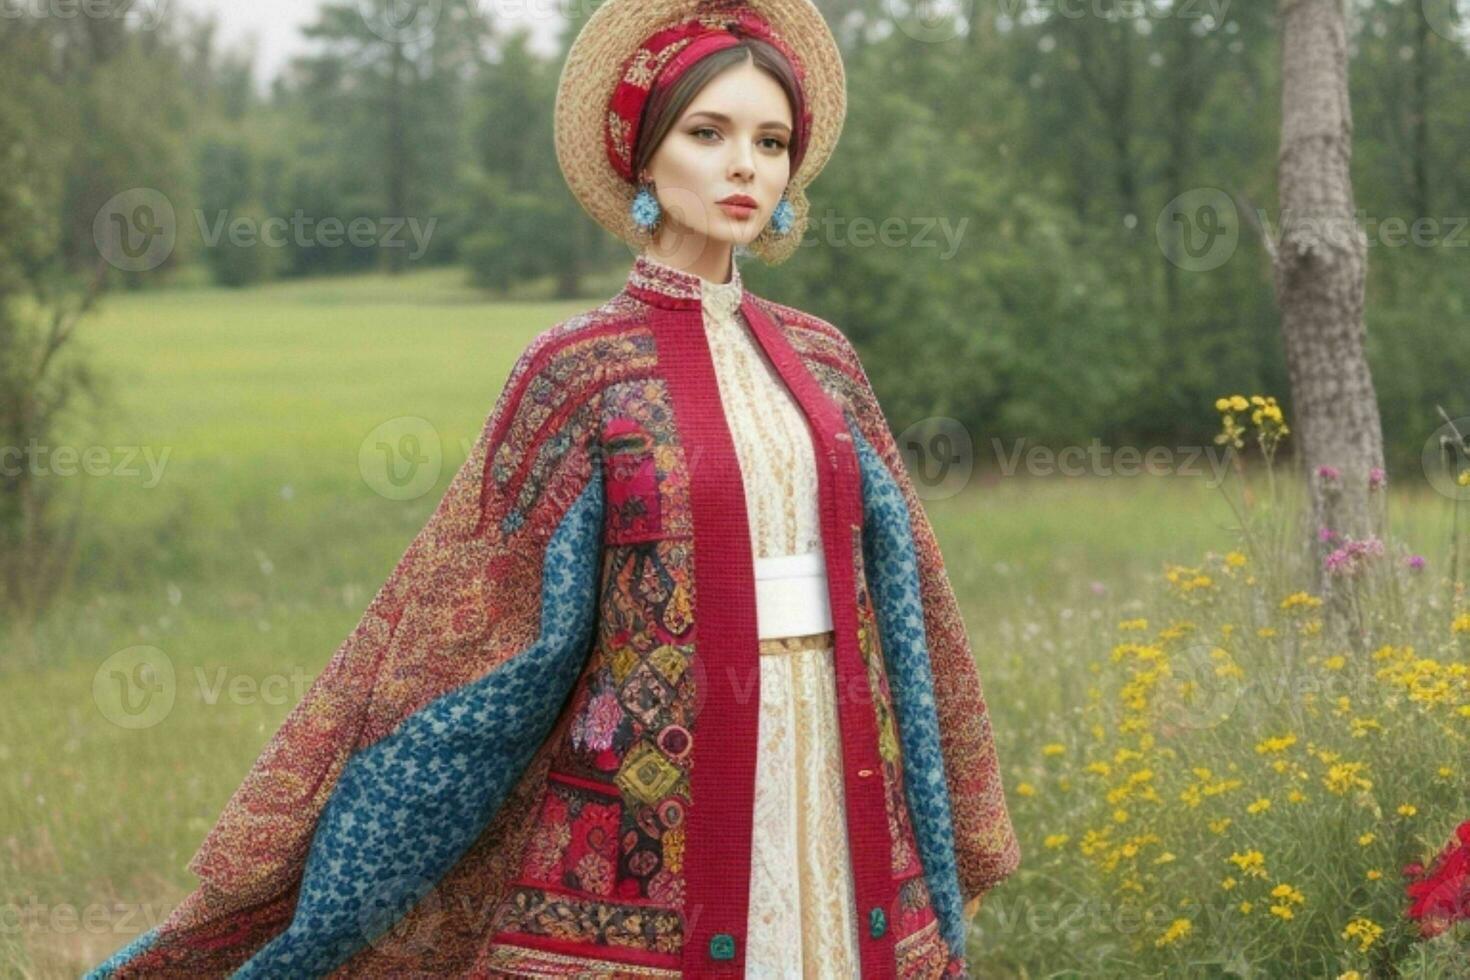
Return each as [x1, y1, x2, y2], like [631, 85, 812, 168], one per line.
[770, 193, 795, 235]
[631, 181, 661, 231]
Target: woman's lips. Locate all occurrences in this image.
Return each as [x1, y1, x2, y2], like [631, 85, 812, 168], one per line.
[718, 201, 757, 219]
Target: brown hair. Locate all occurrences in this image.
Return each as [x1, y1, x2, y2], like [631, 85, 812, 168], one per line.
[632, 39, 803, 182]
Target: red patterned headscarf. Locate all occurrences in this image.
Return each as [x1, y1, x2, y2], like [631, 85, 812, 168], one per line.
[605, 6, 813, 185]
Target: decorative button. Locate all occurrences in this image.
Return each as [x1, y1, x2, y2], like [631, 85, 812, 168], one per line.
[868, 906, 887, 938]
[709, 932, 736, 960]
[857, 767, 875, 778]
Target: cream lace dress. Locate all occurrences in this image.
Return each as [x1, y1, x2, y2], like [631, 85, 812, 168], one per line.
[642, 252, 865, 978]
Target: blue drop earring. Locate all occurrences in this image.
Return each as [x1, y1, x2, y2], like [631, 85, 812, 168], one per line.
[631, 181, 661, 232]
[770, 193, 795, 235]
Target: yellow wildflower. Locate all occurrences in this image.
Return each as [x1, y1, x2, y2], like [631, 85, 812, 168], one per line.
[1271, 883, 1305, 904]
[1323, 762, 1372, 795]
[1228, 850, 1267, 878]
[1154, 918, 1192, 948]
[1341, 917, 1382, 953]
[1255, 734, 1298, 754]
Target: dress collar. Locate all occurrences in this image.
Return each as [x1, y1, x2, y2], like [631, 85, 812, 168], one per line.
[624, 250, 745, 312]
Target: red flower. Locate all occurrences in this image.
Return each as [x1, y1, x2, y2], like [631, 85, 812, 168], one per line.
[1405, 819, 1470, 939]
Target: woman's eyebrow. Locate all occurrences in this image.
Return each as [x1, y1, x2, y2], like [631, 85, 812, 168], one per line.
[684, 110, 791, 132]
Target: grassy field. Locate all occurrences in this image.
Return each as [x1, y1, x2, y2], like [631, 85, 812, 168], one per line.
[2, 269, 1465, 976]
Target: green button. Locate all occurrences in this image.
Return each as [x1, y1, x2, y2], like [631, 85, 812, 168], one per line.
[868, 906, 887, 938]
[709, 932, 735, 960]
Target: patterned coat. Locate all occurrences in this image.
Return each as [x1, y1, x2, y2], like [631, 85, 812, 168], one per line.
[89, 254, 1020, 979]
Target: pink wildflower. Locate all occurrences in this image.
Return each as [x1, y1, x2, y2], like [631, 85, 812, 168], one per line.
[1323, 535, 1386, 576]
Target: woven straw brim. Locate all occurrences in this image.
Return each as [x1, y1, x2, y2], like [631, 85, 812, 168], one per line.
[555, 0, 846, 251]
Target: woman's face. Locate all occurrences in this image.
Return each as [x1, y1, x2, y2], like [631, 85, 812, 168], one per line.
[642, 57, 793, 258]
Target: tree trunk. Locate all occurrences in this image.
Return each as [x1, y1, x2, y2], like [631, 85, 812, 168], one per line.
[1273, 0, 1385, 604]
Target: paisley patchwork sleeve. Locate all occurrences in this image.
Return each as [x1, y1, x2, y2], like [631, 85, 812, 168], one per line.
[839, 336, 1021, 904]
[87, 327, 606, 978]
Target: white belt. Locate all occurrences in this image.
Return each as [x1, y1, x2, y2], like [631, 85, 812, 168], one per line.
[753, 550, 833, 640]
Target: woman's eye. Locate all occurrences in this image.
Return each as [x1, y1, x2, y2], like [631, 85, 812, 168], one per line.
[693, 126, 719, 140]
[760, 137, 787, 151]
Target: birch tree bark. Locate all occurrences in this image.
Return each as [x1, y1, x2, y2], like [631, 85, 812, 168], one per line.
[1273, 0, 1385, 601]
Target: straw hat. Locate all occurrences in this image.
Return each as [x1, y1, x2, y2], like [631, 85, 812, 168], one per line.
[554, 0, 846, 264]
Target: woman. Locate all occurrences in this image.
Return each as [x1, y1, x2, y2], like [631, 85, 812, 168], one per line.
[88, 2, 1018, 977]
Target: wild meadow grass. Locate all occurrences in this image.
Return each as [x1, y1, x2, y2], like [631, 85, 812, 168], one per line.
[2, 270, 1466, 977]
[969, 399, 1470, 978]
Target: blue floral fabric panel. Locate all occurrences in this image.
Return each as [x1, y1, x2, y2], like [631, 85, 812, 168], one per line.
[850, 420, 968, 960]
[230, 470, 604, 977]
